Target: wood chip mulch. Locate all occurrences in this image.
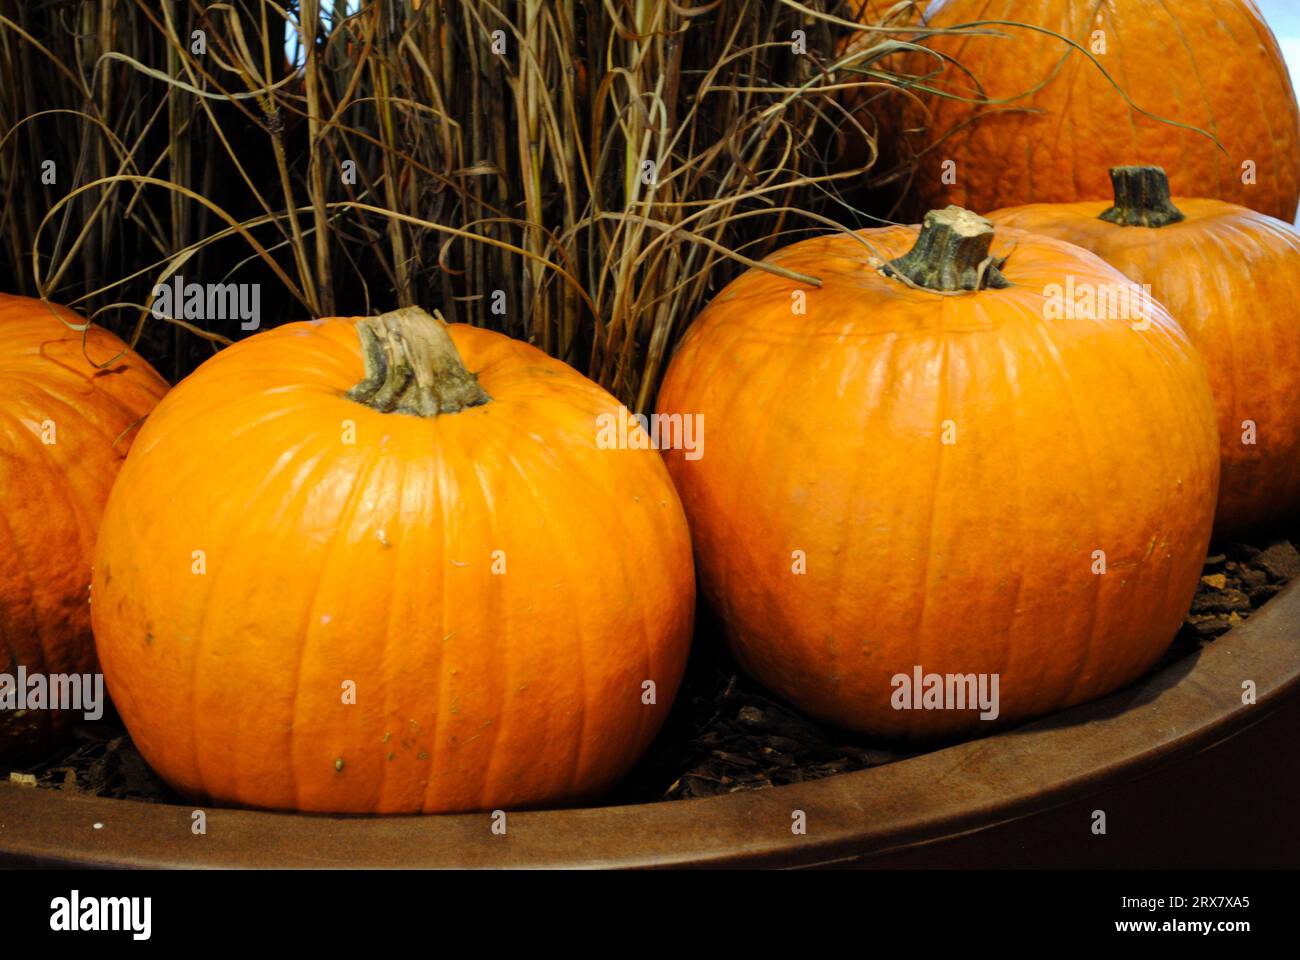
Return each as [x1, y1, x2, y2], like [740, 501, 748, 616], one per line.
[2, 720, 180, 803]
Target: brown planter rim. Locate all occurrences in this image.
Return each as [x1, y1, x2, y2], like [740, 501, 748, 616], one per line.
[3, 579, 1299, 869]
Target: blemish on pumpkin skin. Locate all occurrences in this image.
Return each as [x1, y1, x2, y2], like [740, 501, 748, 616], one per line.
[387, 751, 395, 761]
[417, 751, 429, 761]
[334, 758, 345, 772]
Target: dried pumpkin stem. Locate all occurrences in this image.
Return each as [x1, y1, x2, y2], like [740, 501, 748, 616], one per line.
[347, 306, 491, 416]
[1099, 165, 1185, 228]
[883, 205, 1009, 292]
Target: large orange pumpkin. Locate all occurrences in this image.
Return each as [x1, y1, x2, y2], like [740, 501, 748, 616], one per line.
[656, 207, 1219, 739]
[0, 294, 168, 758]
[879, 0, 1300, 222]
[92, 306, 694, 813]
[989, 165, 1300, 537]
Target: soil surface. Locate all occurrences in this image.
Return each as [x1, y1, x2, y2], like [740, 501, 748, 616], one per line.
[5, 537, 1298, 806]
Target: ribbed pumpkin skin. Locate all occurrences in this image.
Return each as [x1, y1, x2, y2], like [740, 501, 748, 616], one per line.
[91, 319, 693, 813]
[0, 294, 168, 758]
[989, 199, 1300, 537]
[656, 226, 1219, 738]
[895, 0, 1300, 222]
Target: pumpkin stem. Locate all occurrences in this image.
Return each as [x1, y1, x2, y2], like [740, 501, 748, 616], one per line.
[882, 206, 1010, 292]
[346, 306, 490, 416]
[1099, 165, 1185, 228]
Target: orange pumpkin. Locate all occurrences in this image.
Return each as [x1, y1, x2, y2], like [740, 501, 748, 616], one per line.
[0, 294, 168, 758]
[878, 0, 1300, 222]
[989, 165, 1300, 537]
[91, 306, 694, 813]
[656, 207, 1219, 739]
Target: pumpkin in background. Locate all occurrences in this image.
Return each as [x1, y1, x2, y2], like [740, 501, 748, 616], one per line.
[92, 307, 694, 814]
[989, 165, 1300, 537]
[656, 207, 1219, 739]
[875, 0, 1299, 222]
[834, 1, 926, 174]
[0, 294, 168, 759]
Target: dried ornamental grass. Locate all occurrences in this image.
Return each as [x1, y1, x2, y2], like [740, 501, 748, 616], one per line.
[0, 0, 934, 405]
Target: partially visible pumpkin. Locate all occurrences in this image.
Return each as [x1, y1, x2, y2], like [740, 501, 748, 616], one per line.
[871, 0, 1300, 222]
[989, 165, 1300, 537]
[834, 3, 924, 175]
[91, 307, 694, 813]
[656, 207, 1219, 739]
[0, 294, 168, 759]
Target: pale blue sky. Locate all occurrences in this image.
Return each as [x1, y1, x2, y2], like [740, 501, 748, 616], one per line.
[1258, 0, 1300, 89]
